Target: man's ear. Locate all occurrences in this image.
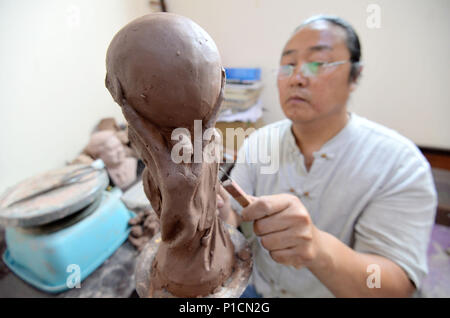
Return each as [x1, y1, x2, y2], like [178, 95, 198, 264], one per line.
[349, 63, 363, 92]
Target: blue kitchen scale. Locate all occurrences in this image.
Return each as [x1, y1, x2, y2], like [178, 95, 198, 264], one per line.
[0, 160, 133, 293]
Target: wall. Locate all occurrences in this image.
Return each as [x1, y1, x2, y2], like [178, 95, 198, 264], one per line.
[167, 0, 450, 148]
[0, 0, 150, 193]
[1, 0, 449, 194]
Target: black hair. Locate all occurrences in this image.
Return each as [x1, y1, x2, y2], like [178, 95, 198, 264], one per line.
[295, 15, 362, 82]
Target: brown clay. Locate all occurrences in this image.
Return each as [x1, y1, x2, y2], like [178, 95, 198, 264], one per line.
[105, 13, 235, 297]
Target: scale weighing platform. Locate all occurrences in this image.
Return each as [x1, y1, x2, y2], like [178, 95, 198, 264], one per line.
[0, 161, 133, 293]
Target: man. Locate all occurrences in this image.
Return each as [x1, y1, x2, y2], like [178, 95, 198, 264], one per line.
[217, 15, 437, 297]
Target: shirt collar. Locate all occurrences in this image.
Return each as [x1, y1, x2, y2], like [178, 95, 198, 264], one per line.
[285, 112, 359, 159]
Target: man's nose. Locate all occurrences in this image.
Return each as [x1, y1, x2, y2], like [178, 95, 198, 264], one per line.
[288, 66, 308, 87]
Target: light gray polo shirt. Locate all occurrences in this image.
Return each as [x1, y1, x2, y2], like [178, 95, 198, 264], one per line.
[230, 113, 437, 297]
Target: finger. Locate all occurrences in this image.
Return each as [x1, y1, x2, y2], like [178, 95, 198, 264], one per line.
[253, 213, 288, 236]
[269, 246, 307, 268]
[241, 194, 292, 222]
[253, 205, 309, 236]
[259, 227, 310, 251]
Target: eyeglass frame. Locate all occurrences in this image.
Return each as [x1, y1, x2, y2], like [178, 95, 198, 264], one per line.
[277, 60, 351, 79]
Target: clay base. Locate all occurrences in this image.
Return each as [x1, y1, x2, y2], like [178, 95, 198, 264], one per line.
[135, 224, 253, 298]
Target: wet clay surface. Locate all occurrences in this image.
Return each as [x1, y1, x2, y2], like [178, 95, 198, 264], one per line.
[135, 225, 252, 298]
[106, 13, 237, 297]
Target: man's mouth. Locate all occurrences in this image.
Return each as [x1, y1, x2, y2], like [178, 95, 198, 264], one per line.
[287, 95, 309, 104]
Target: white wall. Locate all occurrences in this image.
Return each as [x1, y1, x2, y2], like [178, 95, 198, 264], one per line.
[0, 0, 150, 193]
[167, 0, 450, 148]
[1, 0, 449, 194]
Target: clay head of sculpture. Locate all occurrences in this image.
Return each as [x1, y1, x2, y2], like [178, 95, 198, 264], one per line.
[105, 13, 234, 298]
[86, 131, 125, 167]
[85, 130, 137, 190]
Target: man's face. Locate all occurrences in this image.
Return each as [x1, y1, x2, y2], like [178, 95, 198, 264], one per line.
[277, 21, 355, 124]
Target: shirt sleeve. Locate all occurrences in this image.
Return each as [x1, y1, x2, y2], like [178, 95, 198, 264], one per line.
[353, 146, 437, 289]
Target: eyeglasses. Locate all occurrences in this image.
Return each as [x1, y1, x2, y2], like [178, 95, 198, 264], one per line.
[278, 60, 350, 78]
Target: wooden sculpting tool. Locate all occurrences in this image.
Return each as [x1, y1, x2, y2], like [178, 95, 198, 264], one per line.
[219, 167, 252, 208]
